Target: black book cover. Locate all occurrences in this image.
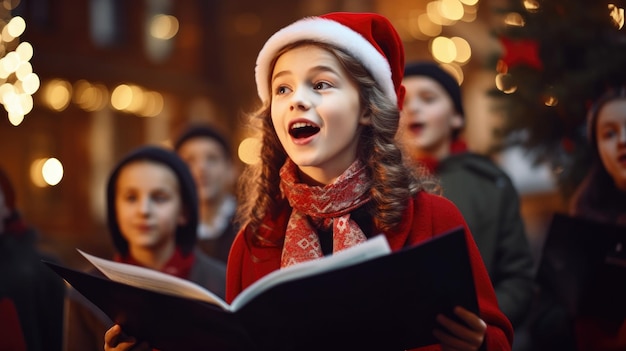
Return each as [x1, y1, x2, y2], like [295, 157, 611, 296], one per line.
[536, 213, 626, 320]
[46, 226, 477, 351]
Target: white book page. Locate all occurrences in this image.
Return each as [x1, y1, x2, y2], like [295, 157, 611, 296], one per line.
[230, 234, 391, 311]
[78, 249, 230, 310]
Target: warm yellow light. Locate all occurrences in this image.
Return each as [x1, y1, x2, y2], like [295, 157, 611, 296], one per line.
[15, 41, 33, 61]
[431, 36, 457, 63]
[20, 72, 39, 95]
[523, 0, 541, 12]
[440, 0, 464, 21]
[543, 95, 558, 107]
[0, 82, 15, 101]
[42, 157, 64, 186]
[7, 16, 26, 37]
[441, 63, 464, 85]
[30, 158, 47, 187]
[125, 85, 145, 114]
[238, 137, 261, 165]
[8, 111, 24, 126]
[43, 79, 72, 111]
[609, 4, 625, 29]
[1, 24, 15, 42]
[504, 12, 525, 27]
[138, 91, 164, 117]
[418, 13, 442, 37]
[111, 84, 133, 110]
[495, 73, 517, 94]
[74, 80, 109, 112]
[150, 14, 179, 40]
[1, 51, 20, 73]
[451, 36, 471, 64]
[15, 61, 32, 80]
[426, 1, 446, 26]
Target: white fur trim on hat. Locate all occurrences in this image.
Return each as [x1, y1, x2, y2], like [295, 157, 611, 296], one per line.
[255, 16, 395, 105]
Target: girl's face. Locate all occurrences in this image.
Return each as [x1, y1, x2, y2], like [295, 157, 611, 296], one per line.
[177, 138, 233, 203]
[270, 44, 370, 185]
[115, 160, 186, 252]
[596, 98, 626, 190]
[396, 76, 462, 160]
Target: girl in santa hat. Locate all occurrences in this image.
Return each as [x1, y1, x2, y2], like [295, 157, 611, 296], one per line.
[104, 12, 512, 351]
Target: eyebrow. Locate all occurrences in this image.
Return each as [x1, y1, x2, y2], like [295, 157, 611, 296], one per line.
[271, 65, 338, 83]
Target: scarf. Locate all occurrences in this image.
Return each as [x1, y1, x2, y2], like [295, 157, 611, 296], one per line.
[279, 158, 371, 268]
[114, 247, 195, 279]
[415, 139, 468, 174]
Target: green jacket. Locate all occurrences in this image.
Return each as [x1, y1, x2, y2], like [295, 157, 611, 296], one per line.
[437, 152, 534, 327]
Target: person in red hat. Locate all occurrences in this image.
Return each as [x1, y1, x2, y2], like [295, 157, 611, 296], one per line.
[104, 12, 513, 351]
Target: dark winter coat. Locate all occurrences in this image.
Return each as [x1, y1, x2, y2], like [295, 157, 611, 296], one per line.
[436, 152, 535, 328]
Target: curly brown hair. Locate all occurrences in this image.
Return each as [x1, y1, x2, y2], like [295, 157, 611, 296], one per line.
[235, 41, 438, 244]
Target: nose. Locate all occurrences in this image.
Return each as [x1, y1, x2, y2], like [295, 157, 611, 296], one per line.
[619, 127, 626, 146]
[289, 86, 311, 111]
[139, 197, 151, 216]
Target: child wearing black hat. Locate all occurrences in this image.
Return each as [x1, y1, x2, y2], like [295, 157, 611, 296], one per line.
[396, 61, 535, 333]
[105, 13, 512, 351]
[64, 145, 226, 351]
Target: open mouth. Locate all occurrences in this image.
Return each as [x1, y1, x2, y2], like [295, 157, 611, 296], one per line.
[289, 122, 320, 139]
[409, 122, 425, 133]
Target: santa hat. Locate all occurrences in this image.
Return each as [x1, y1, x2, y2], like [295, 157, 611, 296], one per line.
[255, 12, 406, 110]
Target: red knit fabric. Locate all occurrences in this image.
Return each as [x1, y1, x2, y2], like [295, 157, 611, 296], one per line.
[279, 158, 371, 267]
[414, 139, 469, 174]
[114, 247, 195, 279]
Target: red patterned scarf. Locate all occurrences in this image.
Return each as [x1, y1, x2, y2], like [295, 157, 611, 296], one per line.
[279, 158, 371, 268]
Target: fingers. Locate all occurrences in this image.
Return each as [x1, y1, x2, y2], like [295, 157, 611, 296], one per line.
[433, 306, 486, 351]
[104, 324, 138, 351]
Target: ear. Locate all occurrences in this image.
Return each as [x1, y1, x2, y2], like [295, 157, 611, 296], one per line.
[177, 211, 188, 226]
[359, 108, 372, 126]
[450, 113, 464, 130]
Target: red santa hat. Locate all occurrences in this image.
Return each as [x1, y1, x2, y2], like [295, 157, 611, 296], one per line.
[255, 12, 406, 110]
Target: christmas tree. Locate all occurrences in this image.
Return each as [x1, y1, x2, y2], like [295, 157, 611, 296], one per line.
[490, 0, 626, 196]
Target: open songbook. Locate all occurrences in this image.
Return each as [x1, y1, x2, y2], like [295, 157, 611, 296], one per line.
[45, 226, 478, 351]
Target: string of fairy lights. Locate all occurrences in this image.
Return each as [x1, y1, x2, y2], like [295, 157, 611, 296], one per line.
[0, 9, 39, 127]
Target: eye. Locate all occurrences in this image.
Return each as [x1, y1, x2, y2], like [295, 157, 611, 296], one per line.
[152, 192, 171, 203]
[313, 81, 332, 90]
[422, 93, 437, 103]
[275, 85, 291, 95]
[600, 127, 617, 140]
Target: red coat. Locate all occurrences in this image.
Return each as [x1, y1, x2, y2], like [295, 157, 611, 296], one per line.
[226, 191, 513, 350]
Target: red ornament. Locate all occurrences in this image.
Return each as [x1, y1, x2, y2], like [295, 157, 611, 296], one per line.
[499, 36, 543, 71]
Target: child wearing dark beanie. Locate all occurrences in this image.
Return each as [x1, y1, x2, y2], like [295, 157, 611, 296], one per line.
[63, 145, 226, 351]
[397, 61, 535, 337]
